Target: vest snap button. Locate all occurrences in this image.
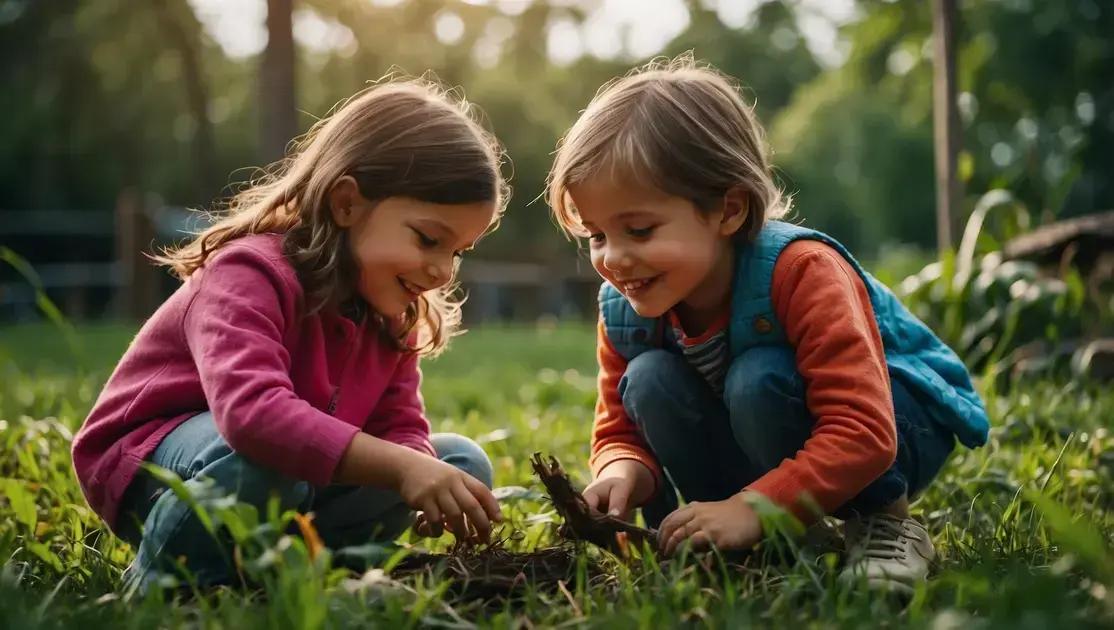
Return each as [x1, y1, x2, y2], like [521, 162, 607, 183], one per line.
[754, 317, 773, 334]
[632, 328, 648, 342]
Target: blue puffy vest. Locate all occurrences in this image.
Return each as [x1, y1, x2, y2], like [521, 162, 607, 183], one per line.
[599, 220, 990, 448]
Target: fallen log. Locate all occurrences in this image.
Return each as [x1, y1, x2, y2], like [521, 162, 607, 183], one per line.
[1002, 210, 1114, 275]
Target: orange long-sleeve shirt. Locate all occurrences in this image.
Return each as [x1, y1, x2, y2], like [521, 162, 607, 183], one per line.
[590, 240, 898, 522]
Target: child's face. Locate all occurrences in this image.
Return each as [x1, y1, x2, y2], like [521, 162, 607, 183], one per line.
[343, 193, 496, 318]
[569, 176, 736, 320]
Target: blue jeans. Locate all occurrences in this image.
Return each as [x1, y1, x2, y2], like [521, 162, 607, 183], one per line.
[116, 412, 494, 590]
[622, 348, 955, 527]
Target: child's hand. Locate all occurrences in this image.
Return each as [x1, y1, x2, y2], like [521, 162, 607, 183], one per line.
[582, 459, 655, 520]
[411, 512, 476, 541]
[395, 452, 502, 542]
[658, 491, 763, 556]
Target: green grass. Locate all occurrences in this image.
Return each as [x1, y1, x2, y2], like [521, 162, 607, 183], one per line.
[1, 321, 1112, 628]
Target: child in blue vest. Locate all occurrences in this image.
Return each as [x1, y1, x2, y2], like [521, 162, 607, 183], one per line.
[544, 57, 988, 595]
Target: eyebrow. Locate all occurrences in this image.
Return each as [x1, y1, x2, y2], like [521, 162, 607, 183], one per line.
[613, 210, 658, 221]
[581, 209, 659, 228]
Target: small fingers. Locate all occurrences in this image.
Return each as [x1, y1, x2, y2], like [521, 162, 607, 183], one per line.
[420, 503, 444, 537]
[438, 490, 469, 540]
[463, 474, 503, 523]
[659, 523, 686, 558]
[452, 481, 490, 542]
[422, 501, 443, 531]
[664, 521, 696, 557]
[658, 506, 694, 550]
[688, 531, 711, 552]
[582, 482, 607, 513]
[606, 482, 632, 518]
[584, 491, 600, 512]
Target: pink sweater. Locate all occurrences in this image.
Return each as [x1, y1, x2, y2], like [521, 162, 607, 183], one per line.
[72, 234, 435, 531]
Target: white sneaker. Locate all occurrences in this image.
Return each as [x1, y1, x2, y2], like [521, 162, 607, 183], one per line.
[838, 513, 935, 596]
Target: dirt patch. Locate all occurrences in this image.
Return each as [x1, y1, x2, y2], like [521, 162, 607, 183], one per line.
[388, 543, 608, 600]
[381, 453, 651, 599]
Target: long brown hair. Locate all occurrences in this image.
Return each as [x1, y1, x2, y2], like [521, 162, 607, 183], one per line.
[155, 76, 508, 356]
[546, 54, 788, 241]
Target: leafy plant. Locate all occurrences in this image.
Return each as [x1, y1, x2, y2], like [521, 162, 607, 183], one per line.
[1, 324, 1112, 626]
[898, 190, 1093, 374]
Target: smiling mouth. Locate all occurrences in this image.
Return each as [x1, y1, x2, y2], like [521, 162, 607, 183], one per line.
[397, 277, 426, 298]
[617, 275, 662, 296]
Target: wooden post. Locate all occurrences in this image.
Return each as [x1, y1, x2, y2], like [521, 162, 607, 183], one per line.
[260, 0, 297, 163]
[152, 2, 220, 200]
[115, 189, 161, 319]
[931, 0, 960, 254]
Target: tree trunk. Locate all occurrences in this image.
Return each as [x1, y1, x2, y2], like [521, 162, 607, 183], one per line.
[260, 0, 297, 163]
[931, 0, 960, 253]
[152, 2, 220, 202]
[115, 189, 161, 320]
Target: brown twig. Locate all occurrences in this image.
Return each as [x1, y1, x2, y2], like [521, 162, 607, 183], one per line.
[530, 452, 658, 555]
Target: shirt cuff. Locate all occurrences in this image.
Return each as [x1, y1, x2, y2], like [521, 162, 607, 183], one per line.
[305, 421, 362, 486]
[589, 447, 664, 495]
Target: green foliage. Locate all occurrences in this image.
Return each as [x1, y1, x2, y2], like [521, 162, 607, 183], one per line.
[1, 323, 1112, 626]
[771, 71, 937, 252]
[0, 0, 823, 264]
[0, 247, 84, 364]
[8, 1, 1109, 265]
[773, 0, 1114, 255]
[897, 190, 1096, 374]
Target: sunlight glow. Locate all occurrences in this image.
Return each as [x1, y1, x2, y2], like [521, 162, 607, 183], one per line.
[293, 9, 357, 55]
[434, 10, 467, 45]
[187, 0, 859, 67]
[188, 0, 266, 59]
[546, 17, 583, 67]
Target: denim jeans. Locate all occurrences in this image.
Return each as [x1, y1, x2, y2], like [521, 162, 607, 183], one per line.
[621, 348, 955, 528]
[115, 411, 494, 591]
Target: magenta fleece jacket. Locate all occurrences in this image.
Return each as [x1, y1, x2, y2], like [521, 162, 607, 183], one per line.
[72, 233, 435, 531]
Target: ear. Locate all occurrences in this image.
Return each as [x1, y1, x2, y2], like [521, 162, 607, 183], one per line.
[329, 176, 363, 228]
[718, 186, 750, 237]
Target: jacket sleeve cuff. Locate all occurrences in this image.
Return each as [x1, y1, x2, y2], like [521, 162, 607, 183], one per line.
[305, 421, 362, 486]
[589, 447, 664, 497]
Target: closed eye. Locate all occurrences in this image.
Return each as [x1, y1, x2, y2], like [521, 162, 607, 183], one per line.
[411, 228, 438, 248]
[628, 225, 656, 238]
[588, 233, 606, 245]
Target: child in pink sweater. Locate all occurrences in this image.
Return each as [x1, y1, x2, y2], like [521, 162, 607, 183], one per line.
[73, 78, 507, 591]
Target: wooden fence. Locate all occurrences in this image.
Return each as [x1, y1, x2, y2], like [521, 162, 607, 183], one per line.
[1, 191, 601, 323]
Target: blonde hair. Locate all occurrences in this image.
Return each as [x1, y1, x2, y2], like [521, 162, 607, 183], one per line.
[155, 76, 508, 356]
[546, 54, 788, 240]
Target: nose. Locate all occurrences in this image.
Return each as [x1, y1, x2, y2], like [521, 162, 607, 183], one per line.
[600, 241, 633, 273]
[425, 258, 454, 288]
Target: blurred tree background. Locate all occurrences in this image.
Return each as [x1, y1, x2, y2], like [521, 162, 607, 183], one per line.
[1, 0, 1111, 310]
